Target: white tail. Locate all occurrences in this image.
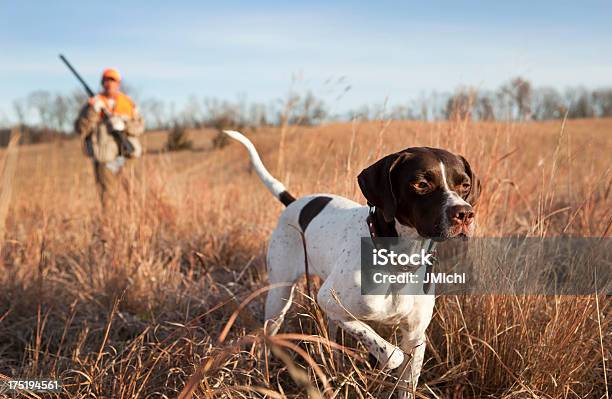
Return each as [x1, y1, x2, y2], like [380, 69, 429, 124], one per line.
[223, 130, 295, 206]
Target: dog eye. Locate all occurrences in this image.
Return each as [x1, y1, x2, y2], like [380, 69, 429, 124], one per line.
[412, 181, 432, 194]
[458, 182, 471, 195]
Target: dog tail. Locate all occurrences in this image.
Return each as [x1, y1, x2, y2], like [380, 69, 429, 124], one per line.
[223, 130, 296, 206]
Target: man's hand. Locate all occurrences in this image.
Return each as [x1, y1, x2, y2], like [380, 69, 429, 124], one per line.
[88, 96, 105, 113]
[109, 115, 126, 132]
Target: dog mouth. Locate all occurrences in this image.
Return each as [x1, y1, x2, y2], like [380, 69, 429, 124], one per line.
[420, 221, 473, 241]
[448, 224, 472, 237]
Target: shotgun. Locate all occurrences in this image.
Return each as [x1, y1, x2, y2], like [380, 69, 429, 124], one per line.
[59, 54, 134, 156]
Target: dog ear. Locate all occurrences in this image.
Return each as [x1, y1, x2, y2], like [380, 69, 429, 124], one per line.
[358, 153, 406, 223]
[459, 155, 481, 206]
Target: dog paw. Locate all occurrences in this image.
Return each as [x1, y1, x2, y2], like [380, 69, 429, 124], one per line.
[382, 348, 405, 370]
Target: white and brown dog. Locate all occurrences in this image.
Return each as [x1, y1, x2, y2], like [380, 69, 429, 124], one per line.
[224, 130, 480, 398]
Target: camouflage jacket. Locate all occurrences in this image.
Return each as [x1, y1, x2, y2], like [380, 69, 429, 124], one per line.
[74, 94, 145, 163]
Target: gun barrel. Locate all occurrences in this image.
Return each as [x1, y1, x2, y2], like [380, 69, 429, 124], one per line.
[58, 54, 96, 98]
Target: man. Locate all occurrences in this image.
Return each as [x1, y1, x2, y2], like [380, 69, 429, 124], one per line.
[74, 68, 144, 206]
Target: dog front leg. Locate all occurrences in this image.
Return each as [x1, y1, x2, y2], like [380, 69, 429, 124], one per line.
[327, 315, 405, 370]
[318, 279, 405, 370]
[396, 328, 427, 399]
[327, 318, 339, 341]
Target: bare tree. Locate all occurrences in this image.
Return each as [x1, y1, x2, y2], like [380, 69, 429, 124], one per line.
[497, 77, 532, 120]
[27, 90, 53, 130]
[248, 103, 268, 127]
[51, 94, 70, 132]
[12, 99, 28, 128]
[0, 112, 9, 129]
[474, 95, 496, 121]
[203, 97, 244, 129]
[592, 88, 612, 117]
[182, 95, 205, 128]
[565, 88, 594, 118]
[389, 104, 416, 120]
[512, 77, 532, 120]
[140, 98, 167, 130]
[532, 87, 564, 120]
[349, 104, 372, 121]
[445, 89, 474, 121]
[291, 91, 327, 126]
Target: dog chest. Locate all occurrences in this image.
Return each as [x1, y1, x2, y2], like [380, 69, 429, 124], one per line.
[358, 293, 435, 326]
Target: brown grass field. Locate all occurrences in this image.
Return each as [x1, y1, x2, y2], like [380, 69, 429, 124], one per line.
[0, 118, 610, 398]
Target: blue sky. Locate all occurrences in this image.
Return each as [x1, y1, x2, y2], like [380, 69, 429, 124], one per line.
[1, 1, 611, 122]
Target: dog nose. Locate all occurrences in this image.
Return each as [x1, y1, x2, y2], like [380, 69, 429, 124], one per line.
[448, 204, 474, 225]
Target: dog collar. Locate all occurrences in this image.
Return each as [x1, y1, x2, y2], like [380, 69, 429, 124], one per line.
[367, 206, 399, 243]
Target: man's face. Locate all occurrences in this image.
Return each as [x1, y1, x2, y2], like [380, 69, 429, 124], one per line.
[102, 78, 120, 97]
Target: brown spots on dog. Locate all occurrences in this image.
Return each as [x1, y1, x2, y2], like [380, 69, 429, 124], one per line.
[299, 196, 333, 232]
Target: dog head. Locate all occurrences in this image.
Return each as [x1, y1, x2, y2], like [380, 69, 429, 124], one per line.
[358, 147, 481, 240]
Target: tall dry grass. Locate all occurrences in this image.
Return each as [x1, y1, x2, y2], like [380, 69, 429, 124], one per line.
[0, 118, 610, 398]
[0, 129, 21, 246]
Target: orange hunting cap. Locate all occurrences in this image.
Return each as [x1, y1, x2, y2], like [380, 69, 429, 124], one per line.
[102, 68, 121, 82]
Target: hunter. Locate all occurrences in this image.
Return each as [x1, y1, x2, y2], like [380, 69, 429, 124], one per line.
[74, 68, 144, 206]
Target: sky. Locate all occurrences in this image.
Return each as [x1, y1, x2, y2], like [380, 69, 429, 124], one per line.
[1, 0, 611, 123]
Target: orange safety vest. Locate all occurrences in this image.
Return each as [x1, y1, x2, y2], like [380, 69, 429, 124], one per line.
[95, 92, 136, 118]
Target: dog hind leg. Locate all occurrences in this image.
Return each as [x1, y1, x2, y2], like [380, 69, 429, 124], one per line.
[264, 224, 305, 335]
[264, 284, 296, 335]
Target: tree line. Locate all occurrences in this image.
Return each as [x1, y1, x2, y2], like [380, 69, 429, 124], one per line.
[2, 76, 611, 146]
[354, 78, 612, 122]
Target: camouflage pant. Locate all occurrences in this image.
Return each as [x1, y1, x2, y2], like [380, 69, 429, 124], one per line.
[92, 159, 135, 208]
